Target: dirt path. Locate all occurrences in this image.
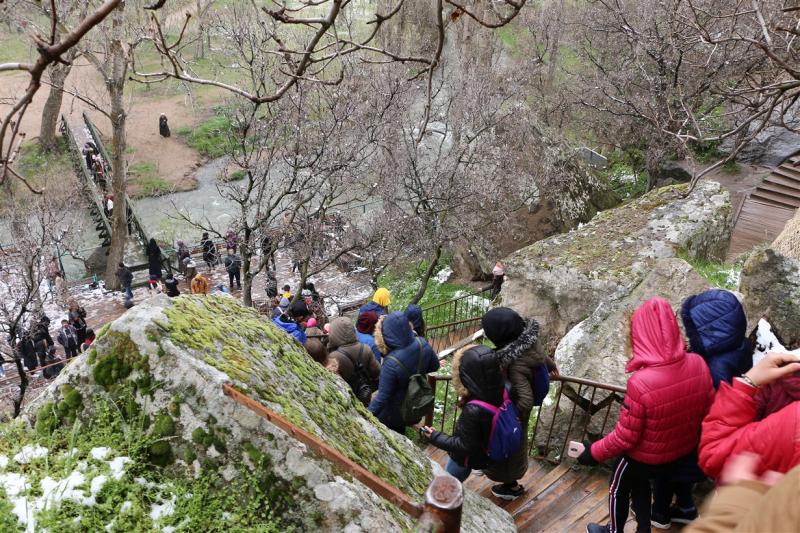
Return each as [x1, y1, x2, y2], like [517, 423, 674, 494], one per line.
[0, 58, 223, 194]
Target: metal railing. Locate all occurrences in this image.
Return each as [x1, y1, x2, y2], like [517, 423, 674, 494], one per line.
[425, 373, 626, 465]
[422, 287, 494, 354]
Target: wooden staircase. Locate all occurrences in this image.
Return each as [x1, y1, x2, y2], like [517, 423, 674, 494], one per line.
[728, 156, 800, 259]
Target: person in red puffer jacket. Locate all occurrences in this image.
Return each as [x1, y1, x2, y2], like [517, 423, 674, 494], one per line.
[579, 298, 715, 533]
[698, 351, 800, 480]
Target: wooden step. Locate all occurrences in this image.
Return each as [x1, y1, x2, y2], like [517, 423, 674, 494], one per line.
[763, 174, 800, 191]
[750, 189, 800, 208]
[757, 181, 800, 199]
[772, 165, 800, 182]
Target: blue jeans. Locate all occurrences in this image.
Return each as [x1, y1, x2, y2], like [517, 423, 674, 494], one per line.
[124, 285, 133, 303]
[445, 458, 471, 482]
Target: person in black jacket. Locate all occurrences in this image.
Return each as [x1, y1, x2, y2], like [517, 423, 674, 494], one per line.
[17, 330, 38, 372]
[116, 262, 134, 308]
[421, 344, 505, 481]
[163, 272, 180, 297]
[201, 232, 217, 270]
[31, 315, 54, 369]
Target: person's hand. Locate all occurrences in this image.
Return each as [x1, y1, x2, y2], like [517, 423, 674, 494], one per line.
[419, 426, 434, 441]
[720, 453, 784, 487]
[744, 351, 800, 387]
[550, 366, 560, 378]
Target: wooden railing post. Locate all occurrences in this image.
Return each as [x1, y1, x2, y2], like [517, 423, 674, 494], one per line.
[424, 375, 437, 428]
[417, 475, 463, 532]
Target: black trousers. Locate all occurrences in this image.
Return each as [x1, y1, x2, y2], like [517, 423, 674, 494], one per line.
[228, 270, 241, 289]
[607, 456, 697, 533]
[64, 345, 78, 359]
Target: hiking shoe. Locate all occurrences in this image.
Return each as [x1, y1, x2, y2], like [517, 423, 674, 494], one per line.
[491, 483, 524, 501]
[670, 506, 698, 524]
[651, 512, 671, 530]
[585, 524, 609, 533]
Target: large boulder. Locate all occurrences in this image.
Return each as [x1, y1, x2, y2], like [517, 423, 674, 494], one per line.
[555, 258, 710, 386]
[4, 295, 512, 532]
[772, 208, 800, 261]
[739, 248, 800, 347]
[501, 181, 733, 352]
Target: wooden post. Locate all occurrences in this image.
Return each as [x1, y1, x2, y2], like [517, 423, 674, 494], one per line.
[424, 375, 437, 428]
[418, 475, 463, 532]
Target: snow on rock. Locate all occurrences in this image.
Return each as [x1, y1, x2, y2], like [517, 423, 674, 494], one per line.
[150, 495, 176, 522]
[108, 456, 131, 480]
[435, 266, 453, 284]
[40, 470, 92, 507]
[90, 447, 111, 460]
[0, 455, 8, 469]
[13, 444, 48, 464]
[752, 319, 800, 365]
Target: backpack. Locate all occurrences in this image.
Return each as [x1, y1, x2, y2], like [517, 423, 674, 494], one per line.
[387, 339, 435, 425]
[467, 388, 524, 462]
[338, 345, 373, 407]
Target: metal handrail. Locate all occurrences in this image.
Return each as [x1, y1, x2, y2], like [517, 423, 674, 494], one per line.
[426, 373, 626, 465]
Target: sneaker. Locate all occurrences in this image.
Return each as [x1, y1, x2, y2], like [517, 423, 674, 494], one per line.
[585, 524, 609, 533]
[651, 512, 671, 530]
[491, 483, 524, 501]
[670, 506, 698, 524]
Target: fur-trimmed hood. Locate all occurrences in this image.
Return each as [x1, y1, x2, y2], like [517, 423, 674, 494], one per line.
[494, 319, 540, 369]
[374, 312, 414, 355]
[451, 344, 504, 405]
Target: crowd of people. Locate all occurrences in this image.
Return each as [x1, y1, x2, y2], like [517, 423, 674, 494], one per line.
[268, 285, 799, 532]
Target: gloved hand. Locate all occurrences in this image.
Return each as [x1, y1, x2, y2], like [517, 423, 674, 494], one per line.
[577, 440, 598, 466]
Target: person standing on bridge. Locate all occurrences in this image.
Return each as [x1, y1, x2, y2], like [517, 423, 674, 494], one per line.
[201, 232, 217, 270]
[116, 262, 134, 308]
[224, 248, 242, 290]
[146, 238, 163, 292]
[159, 113, 171, 138]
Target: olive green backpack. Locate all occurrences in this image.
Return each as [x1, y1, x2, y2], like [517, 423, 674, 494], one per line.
[387, 339, 435, 425]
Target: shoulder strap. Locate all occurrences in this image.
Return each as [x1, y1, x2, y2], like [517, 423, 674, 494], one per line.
[467, 399, 499, 415]
[387, 355, 413, 377]
[415, 338, 424, 374]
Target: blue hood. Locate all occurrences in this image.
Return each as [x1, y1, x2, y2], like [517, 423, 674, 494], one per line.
[359, 301, 386, 317]
[379, 311, 415, 351]
[272, 316, 306, 344]
[404, 304, 424, 333]
[681, 289, 751, 387]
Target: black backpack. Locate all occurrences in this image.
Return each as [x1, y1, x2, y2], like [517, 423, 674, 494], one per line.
[338, 345, 373, 407]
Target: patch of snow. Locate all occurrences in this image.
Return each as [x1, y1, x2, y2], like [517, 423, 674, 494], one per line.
[120, 501, 132, 513]
[725, 268, 741, 289]
[65, 448, 79, 458]
[90, 475, 107, 498]
[753, 318, 800, 365]
[163, 527, 176, 533]
[41, 471, 91, 507]
[90, 447, 111, 460]
[108, 457, 132, 480]
[14, 444, 48, 464]
[434, 267, 453, 284]
[150, 495, 176, 522]
[0, 455, 8, 469]
[0, 472, 30, 497]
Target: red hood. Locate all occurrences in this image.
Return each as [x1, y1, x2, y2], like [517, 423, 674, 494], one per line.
[626, 298, 687, 373]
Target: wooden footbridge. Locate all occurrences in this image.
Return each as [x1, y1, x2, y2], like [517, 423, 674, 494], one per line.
[728, 155, 800, 259]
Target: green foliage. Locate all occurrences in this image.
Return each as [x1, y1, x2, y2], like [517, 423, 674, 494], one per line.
[228, 169, 247, 181]
[128, 162, 171, 198]
[678, 250, 741, 290]
[176, 114, 237, 158]
[721, 160, 741, 174]
[599, 149, 649, 200]
[690, 140, 722, 163]
[378, 259, 473, 312]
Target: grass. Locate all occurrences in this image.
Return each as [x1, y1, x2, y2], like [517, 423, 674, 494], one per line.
[128, 161, 171, 198]
[678, 250, 741, 290]
[377, 259, 475, 313]
[175, 114, 237, 158]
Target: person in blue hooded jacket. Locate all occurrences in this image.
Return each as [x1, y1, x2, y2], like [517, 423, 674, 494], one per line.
[272, 300, 311, 345]
[681, 289, 752, 389]
[369, 311, 440, 433]
[404, 304, 426, 338]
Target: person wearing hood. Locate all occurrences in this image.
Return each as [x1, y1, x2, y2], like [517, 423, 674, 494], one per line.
[272, 300, 310, 344]
[356, 311, 382, 363]
[163, 272, 180, 297]
[404, 304, 425, 338]
[327, 317, 380, 406]
[359, 288, 390, 318]
[368, 311, 439, 433]
[176, 240, 191, 276]
[421, 345, 504, 481]
[272, 297, 290, 320]
[579, 298, 715, 533]
[190, 271, 210, 295]
[681, 289, 752, 388]
[146, 238, 163, 291]
[481, 307, 557, 501]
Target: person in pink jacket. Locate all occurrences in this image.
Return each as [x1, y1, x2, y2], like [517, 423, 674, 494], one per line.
[578, 298, 715, 533]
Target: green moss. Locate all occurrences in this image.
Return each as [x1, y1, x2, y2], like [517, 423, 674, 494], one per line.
[35, 401, 58, 437]
[152, 413, 176, 438]
[184, 448, 197, 464]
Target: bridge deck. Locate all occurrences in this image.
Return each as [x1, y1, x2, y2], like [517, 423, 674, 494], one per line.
[425, 446, 679, 532]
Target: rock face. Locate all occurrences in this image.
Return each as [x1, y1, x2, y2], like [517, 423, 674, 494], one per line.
[772, 209, 800, 261]
[501, 181, 733, 353]
[8, 295, 513, 532]
[739, 248, 800, 347]
[555, 258, 710, 386]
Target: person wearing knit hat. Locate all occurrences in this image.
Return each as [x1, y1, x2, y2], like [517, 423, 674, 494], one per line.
[356, 310, 382, 363]
[358, 287, 391, 318]
[491, 261, 505, 297]
[480, 307, 558, 501]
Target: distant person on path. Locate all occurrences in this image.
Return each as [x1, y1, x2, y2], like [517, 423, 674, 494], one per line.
[368, 312, 439, 434]
[681, 289, 752, 388]
[356, 310, 382, 363]
[163, 272, 180, 297]
[224, 248, 242, 290]
[67, 299, 88, 345]
[32, 315, 54, 369]
[491, 261, 505, 297]
[265, 270, 278, 299]
[57, 319, 79, 359]
[359, 288, 390, 318]
[327, 317, 380, 406]
[176, 240, 191, 277]
[481, 307, 557, 501]
[80, 329, 96, 353]
[159, 113, 171, 137]
[116, 262, 134, 308]
[45, 255, 61, 301]
[578, 298, 715, 533]
[82, 141, 96, 172]
[273, 300, 311, 344]
[17, 330, 38, 372]
[225, 229, 239, 254]
[146, 238, 163, 291]
[404, 304, 426, 338]
[272, 297, 290, 319]
[281, 284, 292, 300]
[191, 271, 210, 295]
[261, 234, 276, 270]
[201, 232, 217, 270]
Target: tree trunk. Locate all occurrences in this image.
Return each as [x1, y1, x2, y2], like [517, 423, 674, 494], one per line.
[103, 3, 129, 289]
[12, 356, 28, 418]
[410, 245, 441, 305]
[241, 232, 253, 307]
[39, 63, 71, 152]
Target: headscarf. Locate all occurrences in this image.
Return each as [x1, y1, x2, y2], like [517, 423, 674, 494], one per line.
[372, 287, 391, 308]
